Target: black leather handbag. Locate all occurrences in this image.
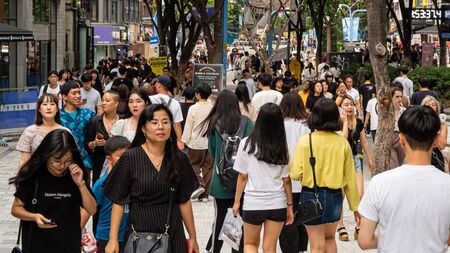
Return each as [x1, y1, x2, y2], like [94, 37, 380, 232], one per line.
[124, 187, 175, 253]
[12, 179, 39, 253]
[297, 133, 324, 224]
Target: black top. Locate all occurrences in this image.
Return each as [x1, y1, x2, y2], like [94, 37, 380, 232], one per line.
[14, 169, 84, 253]
[104, 147, 199, 252]
[180, 102, 195, 130]
[358, 83, 375, 111]
[410, 90, 439, 106]
[306, 94, 323, 110]
[347, 118, 364, 155]
[86, 115, 112, 183]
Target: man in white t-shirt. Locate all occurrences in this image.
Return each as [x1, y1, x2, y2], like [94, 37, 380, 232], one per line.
[345, 75, 363, 118]
[80, 72, 102, 114]
[393, 65, 414, 97]
[149, 75, 184, 150]
[251, 73, 283, 114]
[39, 70, 62, 108]
[358, 106, 450, 253]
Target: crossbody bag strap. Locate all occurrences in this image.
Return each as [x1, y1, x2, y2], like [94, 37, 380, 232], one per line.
[164, 187, 176, 234]
[308, 134, 319, 198]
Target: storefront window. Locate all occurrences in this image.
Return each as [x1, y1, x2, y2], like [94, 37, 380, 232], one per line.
[104, 0, 109, 22]
[90, 0, 98, 21]
[33, 0, 50, 23]
[112, 0, 118, 23]
[0, 43, 9, 89]
[27, 41, 51, 87]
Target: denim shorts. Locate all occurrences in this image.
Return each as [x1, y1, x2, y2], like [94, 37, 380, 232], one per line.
[354, 155, 362, 173]
[301, 187, 343, 225]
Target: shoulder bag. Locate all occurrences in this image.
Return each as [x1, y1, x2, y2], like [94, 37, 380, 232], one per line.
[12, 179, 39, 253]
[124, 187, 175, 253]
[297, 133, 324, 224]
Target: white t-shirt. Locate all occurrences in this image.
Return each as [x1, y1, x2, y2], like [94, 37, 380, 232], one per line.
[233, 137, 290, 211]
[149, 94, 183, 123]
[393, 76, 414, 97]
[39, 84, 62, 108]
[366, 98, 378, 131]
[284, 118, 310, 193]
[359, 164, 450, 253]
[251, 90, 283, 114]
[81, 88, 102, 113]
[242, 78, 256, 99]
[346, 87, 360, 105]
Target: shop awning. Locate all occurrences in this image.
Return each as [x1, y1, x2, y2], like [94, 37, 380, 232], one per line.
[0, 23, 34, 42]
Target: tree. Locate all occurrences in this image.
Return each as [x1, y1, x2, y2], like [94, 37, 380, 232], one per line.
[431, 0, 448, 66]
[366, 0, 395, 174]
[306, 0, 327, 67]
[385, 0, 413, 65]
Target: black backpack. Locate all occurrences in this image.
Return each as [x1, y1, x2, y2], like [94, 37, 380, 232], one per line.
[159, 97, 173, 107]
[215, 117, 249, 191]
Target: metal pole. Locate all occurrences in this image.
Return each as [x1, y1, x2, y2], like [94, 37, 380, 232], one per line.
[349, 10, 353, 43]
[268, 0, 273, 60]
[287, 21, 291, 70]
[222, 0, 228, 90]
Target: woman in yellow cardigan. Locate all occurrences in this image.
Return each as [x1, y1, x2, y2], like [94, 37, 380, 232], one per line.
[290, 98, 360, 253]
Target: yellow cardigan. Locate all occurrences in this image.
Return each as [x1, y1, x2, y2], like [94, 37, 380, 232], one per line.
[290, 131, 360, 212]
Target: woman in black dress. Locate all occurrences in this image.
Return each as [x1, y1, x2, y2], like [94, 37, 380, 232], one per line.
[104, 104, 200, 253]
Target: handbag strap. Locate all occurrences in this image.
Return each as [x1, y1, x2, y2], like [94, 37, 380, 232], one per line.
[308, 134, 319, 198]
[164, 187, 175, 234]
[16, 178, 39, 246]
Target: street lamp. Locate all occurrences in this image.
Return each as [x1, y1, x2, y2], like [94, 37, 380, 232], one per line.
[339, 3, 367, 43]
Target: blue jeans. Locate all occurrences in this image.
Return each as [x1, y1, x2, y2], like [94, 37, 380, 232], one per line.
[301, 187, 343, 225]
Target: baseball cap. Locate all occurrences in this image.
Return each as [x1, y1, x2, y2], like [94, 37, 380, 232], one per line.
[156, 75, 172, 89]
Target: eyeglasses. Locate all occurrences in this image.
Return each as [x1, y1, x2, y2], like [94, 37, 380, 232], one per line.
[50, 158, 73, 168]
[149, 120, 172, 129]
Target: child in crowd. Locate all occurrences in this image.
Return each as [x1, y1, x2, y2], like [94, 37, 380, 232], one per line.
[92, 136, 131, 253]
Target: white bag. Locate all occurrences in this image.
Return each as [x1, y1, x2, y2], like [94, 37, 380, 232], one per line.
[218, 208, 243, 250]
[81, 228, 97, 253]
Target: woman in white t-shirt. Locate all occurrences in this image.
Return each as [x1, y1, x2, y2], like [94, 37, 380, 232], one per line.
[232, 103, 294, 253]
[111, 88, 150, 143]
[278, 93, 310, 253]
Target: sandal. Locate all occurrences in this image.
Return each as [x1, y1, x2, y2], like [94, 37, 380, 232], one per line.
[355, 227, 360, 240]
[337, 227, 349, 241]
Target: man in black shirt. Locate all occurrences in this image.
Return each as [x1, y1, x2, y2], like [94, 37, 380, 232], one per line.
[411, 76, 439, 105]
[112, 66, 134, 91]
[359, 72, 375, 122]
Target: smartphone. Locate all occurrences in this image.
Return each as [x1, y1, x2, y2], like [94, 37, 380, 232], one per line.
[44, 221, 57, 226]
[82, 98, 87, 104]
[338, 107, 344, 114]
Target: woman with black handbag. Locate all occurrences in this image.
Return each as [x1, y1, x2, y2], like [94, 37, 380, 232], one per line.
[103, 104, 200, 253]
[290, 98, 360, 253]
[9, 129, 96, 253]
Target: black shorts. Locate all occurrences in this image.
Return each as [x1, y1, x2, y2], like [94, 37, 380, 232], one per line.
[242, 208, 287, 225]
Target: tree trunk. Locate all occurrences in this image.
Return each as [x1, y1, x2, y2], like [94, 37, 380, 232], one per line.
[439, 36, 447, 67]
[366, 0, 395, 175]
[326, 19, 332, 55]
[209, 0, 223, 64]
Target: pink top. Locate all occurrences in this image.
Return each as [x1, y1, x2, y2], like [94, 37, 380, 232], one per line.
[16, 125, 70, 154]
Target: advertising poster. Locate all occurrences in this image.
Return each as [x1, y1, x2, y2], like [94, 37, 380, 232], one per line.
[149, 57, 168, 75]
[193, 64, 223, 93]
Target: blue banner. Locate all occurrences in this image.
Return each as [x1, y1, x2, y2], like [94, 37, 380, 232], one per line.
[0, 89, 39, 129]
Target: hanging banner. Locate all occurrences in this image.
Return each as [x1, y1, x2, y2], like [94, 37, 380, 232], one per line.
[342, 17, 360, 42]
[193, 64, 223, 93]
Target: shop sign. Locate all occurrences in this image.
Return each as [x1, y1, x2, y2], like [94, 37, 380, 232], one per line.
[93, 26, 113, 45]
[149, 36, 160, 45]
[150, 57, 168, 75]
[193, 64, 223, 93]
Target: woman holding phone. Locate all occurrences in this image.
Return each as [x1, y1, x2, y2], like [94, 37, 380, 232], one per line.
[86, 91, 120, 184]
[9, 129, 96, 253]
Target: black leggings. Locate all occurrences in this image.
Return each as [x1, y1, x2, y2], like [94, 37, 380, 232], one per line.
[279, 192, 309, 252]
[206, 198, 244, 253]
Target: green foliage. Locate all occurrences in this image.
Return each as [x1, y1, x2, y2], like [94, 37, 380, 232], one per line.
[344, 64, 450, 99]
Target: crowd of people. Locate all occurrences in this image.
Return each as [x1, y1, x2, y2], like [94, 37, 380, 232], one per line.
[5, 51, 450, 253]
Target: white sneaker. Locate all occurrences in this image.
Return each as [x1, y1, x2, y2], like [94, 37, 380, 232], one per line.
[191, 186, 205, 199]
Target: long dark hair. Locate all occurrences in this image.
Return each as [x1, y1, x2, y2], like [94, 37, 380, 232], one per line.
[279, 93, 309, 120]
[122, 88, 151, 119]
[235, 83, 251, 113]
[244, 103, 289, 165]
[131, 104, 181, 186]
[200, 90, 241, 137]
[9, 129, 86, 187]
[35, 94, 61, 125]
